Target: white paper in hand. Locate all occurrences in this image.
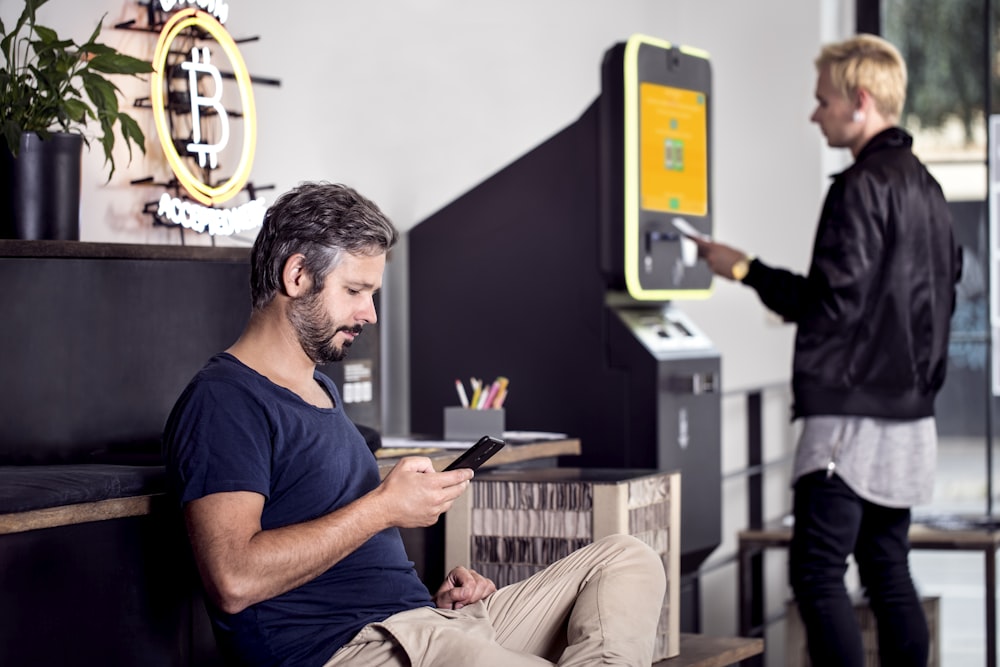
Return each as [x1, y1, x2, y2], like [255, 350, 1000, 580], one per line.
[671, 217, 711, 241]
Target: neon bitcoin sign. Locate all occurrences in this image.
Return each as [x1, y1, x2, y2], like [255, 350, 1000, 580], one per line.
[150, 6, 263, 235]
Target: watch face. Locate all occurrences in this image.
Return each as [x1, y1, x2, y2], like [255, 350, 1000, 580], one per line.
[732, 259, 749, 281]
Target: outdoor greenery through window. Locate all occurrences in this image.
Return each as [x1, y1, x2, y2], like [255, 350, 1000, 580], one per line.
[858, 8, 997, 662]
[852, 0, 996, 519]
[864, 0, 998, 520]
[880, 0, 993, 201]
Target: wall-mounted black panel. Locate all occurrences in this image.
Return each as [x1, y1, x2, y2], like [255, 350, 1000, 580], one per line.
[409, 103, 628, 453]
[0, 244, 251, 464]
[0, 241, 384, 464]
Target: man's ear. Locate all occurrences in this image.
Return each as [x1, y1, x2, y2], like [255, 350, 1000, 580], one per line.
[281, 253, 313, 298]
[855, 87, 873, 114]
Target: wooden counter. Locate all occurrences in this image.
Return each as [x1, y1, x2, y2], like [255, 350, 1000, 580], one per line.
[376, 437, 581, 474]
[0, 439, 581, 536]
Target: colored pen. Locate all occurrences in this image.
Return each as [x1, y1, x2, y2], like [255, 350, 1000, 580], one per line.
[490, 377, 509, 408]
[455, 379, 469, 408]
[469, 378, 483, 410]
[476, 384, 490, 409]
[483, 376, 506, 410]
[493, 384, 508, 408]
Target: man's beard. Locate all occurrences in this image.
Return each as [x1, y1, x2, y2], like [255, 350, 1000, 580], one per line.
[288, 290, 361, 365]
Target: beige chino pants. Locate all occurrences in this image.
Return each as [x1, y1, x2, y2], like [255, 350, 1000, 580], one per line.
[324, 533, 666, 667]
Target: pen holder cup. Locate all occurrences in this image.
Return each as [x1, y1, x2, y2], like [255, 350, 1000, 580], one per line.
[444, 407, 505, 441]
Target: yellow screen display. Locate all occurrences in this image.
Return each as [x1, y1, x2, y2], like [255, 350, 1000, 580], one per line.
[639, 83, 707, 215]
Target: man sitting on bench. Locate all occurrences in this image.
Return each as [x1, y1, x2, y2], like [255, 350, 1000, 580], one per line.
[163, 181, 666, 667]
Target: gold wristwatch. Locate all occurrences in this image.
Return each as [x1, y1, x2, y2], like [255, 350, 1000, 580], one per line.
[731, 255, 753, 281]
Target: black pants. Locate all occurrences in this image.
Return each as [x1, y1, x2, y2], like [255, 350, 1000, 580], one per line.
[789, 471, 929, 667]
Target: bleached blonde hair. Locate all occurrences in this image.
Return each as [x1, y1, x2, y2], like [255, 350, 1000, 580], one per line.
[816, 34, 907, 123]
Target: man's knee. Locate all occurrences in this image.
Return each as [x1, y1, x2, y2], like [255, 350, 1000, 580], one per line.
[789, 531, 853, 597]
[592, 535, 665, 585]
[593, 533, 656, 557]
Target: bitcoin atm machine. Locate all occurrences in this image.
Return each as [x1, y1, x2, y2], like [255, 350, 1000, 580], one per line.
[409, 34, 720, 630]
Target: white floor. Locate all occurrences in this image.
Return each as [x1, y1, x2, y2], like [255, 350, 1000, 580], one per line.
[910, 435, 999, 667]
[912, 550, 992, 666]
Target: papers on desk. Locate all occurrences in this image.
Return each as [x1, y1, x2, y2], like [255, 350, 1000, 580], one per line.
[379, 431, 569, 450]
[373, 446, 443, 458]
[380, 437, 471, 450]
[501, 431, 568, 444]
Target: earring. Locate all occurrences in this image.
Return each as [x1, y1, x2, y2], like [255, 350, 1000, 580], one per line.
[852, 109, 865, 123]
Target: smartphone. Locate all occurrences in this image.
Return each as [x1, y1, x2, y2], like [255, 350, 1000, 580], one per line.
[443, 435, 506, 471]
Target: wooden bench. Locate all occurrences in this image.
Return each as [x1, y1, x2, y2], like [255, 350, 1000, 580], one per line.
[738, 521, 1000, 667]
[0, 440, 580, 666]
[0, 440, 581, 536]
[654, 633, 764, 666]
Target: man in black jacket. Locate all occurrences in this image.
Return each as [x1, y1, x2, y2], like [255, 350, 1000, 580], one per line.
[693, 35, 960, 667]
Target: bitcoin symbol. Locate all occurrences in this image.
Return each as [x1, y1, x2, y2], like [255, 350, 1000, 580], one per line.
[183, 47, 230, 169]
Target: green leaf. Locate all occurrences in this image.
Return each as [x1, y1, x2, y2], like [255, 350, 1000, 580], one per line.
[62, 98, 90, 124]
[28, 0, 53, 15]
[83, 42, 116, 57]
[118, 112, 146, 155]
[82, 71, 119, 118]
[0, 1, 152, 181]
[88, 52, 153, 76]
[82, 15, 103, 48]
[33, 25, 57, 43]
[1, 120, 21, 156]
[98, 115, 116, 178]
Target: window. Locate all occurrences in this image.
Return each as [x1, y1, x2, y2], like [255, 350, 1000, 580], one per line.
[859, 0, 997, 518]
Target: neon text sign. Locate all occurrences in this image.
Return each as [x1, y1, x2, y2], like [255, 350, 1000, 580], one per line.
[158, 0, 230, 24]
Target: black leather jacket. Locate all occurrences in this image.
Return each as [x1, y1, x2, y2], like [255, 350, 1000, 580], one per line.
[742, 127, 960, 420]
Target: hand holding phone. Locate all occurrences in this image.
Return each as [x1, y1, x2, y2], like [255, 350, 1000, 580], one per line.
[443, 435, 506, 471]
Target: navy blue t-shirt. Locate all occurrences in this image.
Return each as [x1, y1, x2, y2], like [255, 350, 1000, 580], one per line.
[163, 353, 432, 667]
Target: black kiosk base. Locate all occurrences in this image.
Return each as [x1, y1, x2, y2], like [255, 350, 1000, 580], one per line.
[410, 35, 721, 632]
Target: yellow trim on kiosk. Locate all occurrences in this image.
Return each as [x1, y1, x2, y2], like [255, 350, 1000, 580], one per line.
[151, 9, 257, 207]
[622, 34, 712, 302]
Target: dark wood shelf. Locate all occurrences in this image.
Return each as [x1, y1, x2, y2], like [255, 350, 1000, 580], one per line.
[0, 239, 249, 261]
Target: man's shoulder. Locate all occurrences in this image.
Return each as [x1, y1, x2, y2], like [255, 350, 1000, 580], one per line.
[189, 353, 262, 389]
[172, 354, 273, 417]
[840, 143, 940, 201]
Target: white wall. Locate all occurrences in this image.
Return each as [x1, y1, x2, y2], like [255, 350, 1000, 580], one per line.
[5, 0, 855, 650]
[3, 0, 846, 396]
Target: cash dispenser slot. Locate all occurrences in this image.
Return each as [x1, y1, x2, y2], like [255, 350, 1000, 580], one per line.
[664, 372, 719, 395]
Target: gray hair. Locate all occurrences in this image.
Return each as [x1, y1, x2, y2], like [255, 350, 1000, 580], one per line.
[250, 182, 398, 310]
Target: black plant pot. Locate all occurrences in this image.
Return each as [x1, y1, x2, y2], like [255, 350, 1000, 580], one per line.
[0, 132, 83, 240]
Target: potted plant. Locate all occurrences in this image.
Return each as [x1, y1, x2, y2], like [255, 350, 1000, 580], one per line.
[0, 0, 153, 240]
